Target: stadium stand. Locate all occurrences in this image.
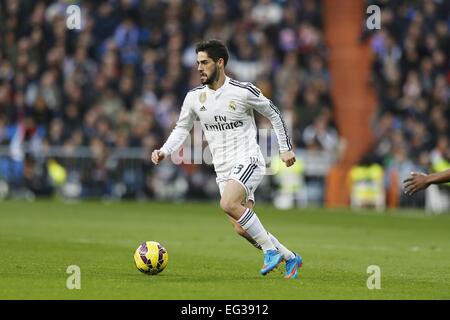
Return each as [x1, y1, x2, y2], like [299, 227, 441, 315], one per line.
[362, 0, 450, 211]
[0, 0, 340, 203]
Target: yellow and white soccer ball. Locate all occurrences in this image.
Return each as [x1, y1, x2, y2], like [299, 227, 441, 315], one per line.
[134, 241, 169, 275]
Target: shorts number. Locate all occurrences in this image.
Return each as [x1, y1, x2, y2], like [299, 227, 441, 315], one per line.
[233, 164, 244, 175]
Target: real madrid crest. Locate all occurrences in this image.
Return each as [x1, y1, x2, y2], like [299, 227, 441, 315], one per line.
[199, 92, 206, 104]
[229, 100, 236, 110]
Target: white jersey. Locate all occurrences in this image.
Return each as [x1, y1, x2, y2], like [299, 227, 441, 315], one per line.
[160, 76, 292, 174]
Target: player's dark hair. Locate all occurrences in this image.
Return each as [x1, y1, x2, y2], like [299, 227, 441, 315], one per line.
[195, 39, 229, 66]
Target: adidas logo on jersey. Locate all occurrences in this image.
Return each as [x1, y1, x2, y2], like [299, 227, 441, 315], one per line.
[200, 106, 207, 111]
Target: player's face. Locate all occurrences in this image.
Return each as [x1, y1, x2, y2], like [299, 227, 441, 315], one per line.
[197, 51, 220, 85]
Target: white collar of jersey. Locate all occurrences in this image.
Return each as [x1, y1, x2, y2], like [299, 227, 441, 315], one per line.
[206, 76, 230, 95]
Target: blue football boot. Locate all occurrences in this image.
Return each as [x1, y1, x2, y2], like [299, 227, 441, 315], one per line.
[285, 253, 303, 279]
[260, 250, 283, 276]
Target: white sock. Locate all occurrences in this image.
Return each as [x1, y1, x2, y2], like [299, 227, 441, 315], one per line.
[268, 233, 295, 260]
[237, 208, 277, 252]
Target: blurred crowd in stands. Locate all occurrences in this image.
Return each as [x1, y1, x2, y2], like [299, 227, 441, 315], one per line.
[0, 0, 337, 200]
[362, 0, 449, 209]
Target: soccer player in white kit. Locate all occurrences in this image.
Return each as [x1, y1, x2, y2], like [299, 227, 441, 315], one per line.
[151, 40, 302, 278]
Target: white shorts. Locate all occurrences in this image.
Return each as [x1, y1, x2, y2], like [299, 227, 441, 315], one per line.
[216, 157, 266, 203]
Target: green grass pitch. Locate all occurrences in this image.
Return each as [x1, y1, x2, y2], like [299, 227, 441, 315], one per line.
[0, 200, 449, 299]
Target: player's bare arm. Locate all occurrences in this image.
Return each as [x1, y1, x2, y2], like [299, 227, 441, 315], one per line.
[403, 169, 450, 195]
[280, 150, 296, 167]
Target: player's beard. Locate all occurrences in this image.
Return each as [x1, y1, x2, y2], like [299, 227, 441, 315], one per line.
[201, 64, 219, 85]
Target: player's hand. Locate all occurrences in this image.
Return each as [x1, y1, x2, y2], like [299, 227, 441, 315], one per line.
[403, 172, 430, 195]
[151, 149, 166, 165]
[280, 150, 296, 167]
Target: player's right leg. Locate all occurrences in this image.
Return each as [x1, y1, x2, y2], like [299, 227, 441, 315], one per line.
[227, 214, 261, 249]
[220, 179, 283, 275]
[229, 201, 302, 279]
